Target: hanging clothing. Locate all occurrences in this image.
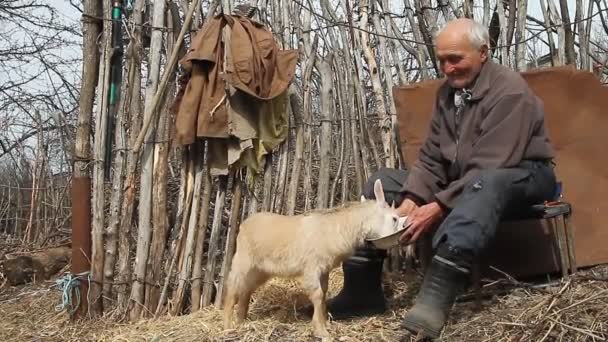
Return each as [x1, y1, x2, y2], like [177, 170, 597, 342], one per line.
[173, 14, 297, 176]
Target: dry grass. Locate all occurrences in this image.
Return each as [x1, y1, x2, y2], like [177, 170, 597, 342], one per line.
[1, 265, 607, 342]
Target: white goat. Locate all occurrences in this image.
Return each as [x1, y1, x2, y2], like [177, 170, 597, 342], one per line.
[222, 179, 405, 339]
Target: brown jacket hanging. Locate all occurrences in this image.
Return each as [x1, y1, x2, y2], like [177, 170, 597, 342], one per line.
[173, 14, 298, 145]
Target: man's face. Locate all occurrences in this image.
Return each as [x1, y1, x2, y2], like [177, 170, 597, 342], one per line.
[436, 33, 488, 89]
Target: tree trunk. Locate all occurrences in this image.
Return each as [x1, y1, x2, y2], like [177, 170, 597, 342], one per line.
[285, 78, 309, 214]
[412, 0, 439, 75]
[548, 0, 567, 65]
[190, 157, 212, 312]
[506, 0, 517, 58]
[540, 0, 559, 66]
[144, 71, 173, 316]
[350, 1, 379, 173]
[558, 0, 577, 64]
[201, 175, 228, 307]
[340, 0, 369, 189]
[285, 3, 314, 214]
[575, 0, 591, 70]
[403, 0, 429, 80]
[463, 0, 474, 18]
[329, 57, 347, 208]
[71, 11, 100, 314]
[3, 246, 71, 286]
[483, 0, 491, 26]
[171, 142, 205, 315]
[515, 0, 528, 71]
[112, 0, 145, 312]
[157, 149, 194, 316]
[360, 0, 393, 168]
[342, 60, 362, 196]
[102, 46, 129, 307]
[583, 0, 595, 71]
[497, 0, 510, 65]
[129, 0, 166, 321]
[316, 56, 333, 209]
[327, 0, 360, 194]
[89, 1, 113, 315]
[74, 2, 100, 179]
[597, 0, 608, 36]
[215, 173, 243, 308]
[144, 2, 184, 315]
[379, 0, 410, 84]
[372, 7, 400, 165]
[437, 0, 453, 22]
[271, 134, 289, 213]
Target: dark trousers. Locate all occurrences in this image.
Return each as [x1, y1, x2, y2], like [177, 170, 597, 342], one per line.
[362, 161, 558, 258]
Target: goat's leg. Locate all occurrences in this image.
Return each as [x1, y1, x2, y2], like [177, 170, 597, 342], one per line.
[320, 272, 330, 323]
[300, 274, 331, 339]
[223, 256, 247, 330]
[222, 280, 238, 330]
[235, 269, 268, 325]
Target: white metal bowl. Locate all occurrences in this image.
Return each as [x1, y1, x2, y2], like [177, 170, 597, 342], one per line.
[365, 219, 413, 250]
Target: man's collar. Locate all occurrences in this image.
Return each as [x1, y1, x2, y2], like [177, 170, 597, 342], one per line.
[467, 59, 493, 100]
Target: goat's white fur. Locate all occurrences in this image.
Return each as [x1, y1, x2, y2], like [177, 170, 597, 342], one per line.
[222, 179, 405, 339]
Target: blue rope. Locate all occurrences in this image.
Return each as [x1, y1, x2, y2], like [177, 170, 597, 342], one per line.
[54, 271, 90, 316]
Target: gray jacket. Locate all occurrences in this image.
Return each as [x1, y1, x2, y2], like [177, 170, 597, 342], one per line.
[402, 60, 555, 209]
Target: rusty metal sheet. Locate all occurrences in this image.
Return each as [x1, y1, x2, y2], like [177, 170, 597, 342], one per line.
[71, 176, 91, 319]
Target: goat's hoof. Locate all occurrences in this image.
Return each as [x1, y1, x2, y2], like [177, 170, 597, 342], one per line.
[313, 330, 332, 341]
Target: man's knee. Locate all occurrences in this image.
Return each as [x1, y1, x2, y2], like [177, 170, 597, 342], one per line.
[462, 168, 530, 195]
[362, 167, 409, 201]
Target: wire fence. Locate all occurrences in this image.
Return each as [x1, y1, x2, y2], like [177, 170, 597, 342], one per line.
[0, 179, 72, 245]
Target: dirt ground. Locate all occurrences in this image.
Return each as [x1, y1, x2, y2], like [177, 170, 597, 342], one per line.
[1, 263, 607, 342]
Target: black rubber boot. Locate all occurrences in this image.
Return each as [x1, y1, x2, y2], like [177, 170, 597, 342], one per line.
[401, 244, 472, 339]
[301, 247, 387, 320]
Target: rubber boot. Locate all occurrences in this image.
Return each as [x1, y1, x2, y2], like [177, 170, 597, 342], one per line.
[401, 244, 472, 339]
[301, 247, 387, 320]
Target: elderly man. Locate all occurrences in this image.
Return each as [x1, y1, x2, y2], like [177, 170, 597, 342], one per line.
[319, 18, 558, 338]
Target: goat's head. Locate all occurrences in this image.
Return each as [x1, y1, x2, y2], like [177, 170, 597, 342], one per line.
[362, 179, 407, 240]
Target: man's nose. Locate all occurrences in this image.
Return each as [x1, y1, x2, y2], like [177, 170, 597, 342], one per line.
[443, 63, 455, 75]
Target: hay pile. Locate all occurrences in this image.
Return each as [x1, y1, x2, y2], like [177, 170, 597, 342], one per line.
[1, 265, 607, 341]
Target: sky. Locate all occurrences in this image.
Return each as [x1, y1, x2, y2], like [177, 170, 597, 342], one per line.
[49, 0, 581, 26]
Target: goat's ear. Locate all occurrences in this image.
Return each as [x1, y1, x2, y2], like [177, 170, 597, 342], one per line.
[373, 179, 387, 207]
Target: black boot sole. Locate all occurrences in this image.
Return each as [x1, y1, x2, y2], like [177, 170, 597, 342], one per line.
[401, 315, 441, 339]
[328, 305, 386, 320]
[299, 302, 386, 320]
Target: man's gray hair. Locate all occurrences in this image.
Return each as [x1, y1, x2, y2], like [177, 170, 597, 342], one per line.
[436, 20, 490, 49]
[467, 20, 490, 49]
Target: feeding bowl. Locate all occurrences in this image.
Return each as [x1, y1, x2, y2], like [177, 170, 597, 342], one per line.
[365, 218, 413, 250]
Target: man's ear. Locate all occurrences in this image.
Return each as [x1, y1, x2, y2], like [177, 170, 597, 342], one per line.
[480, 44, 489, 62]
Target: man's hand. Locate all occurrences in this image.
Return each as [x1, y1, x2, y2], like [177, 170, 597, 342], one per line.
[399, 202, 445, 244]
[396, 198, 418, 217]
